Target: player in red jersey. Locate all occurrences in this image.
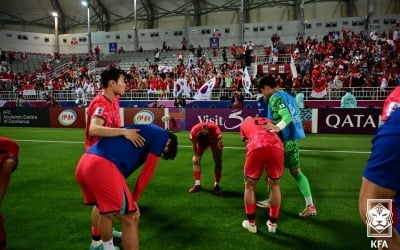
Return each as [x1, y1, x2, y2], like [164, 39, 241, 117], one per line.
[381, 86, 400, 124]
[76, 124, 178, 250]
[240, 117, 284, 234]
[85, 66, 145, 250]
[188, 122, 223, 195]
[0, 137, 19, 250]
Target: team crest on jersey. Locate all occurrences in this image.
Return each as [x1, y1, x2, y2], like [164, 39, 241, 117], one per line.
[279, 103, 286, 109]
[94, 107, 104, 116]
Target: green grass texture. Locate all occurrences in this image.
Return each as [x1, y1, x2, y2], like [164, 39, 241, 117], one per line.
[0, 127, 374, 250]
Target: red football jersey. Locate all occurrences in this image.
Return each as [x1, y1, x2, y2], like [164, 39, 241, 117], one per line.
[189, 122, 221, 143]
[381, 87, 400, 122]
[85, 94, 121, 149]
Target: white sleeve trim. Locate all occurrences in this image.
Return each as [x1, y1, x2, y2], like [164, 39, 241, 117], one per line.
[276, 120, 287, 131]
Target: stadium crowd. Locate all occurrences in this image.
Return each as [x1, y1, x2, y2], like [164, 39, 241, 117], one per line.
[0, 27, 399, 103]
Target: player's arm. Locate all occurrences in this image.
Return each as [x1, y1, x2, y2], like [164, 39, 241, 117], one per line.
[265, 97, 292, 133]
[89, 117, 145, 147]
[239, 126, 248, 144]
[211, 124, 223, 149]
[0, 139, 19, 206]
[359, 177, 400, 249]
[131, 153, 160, 202]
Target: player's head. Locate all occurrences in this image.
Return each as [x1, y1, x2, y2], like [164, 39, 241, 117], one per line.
[162, 132, 178, 160]
[100, 66, 127, 89]
[257, 75, 277, 97]
[196, 126, 210, 148]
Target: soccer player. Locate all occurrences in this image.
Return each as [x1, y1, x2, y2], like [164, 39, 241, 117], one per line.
[85, 66, 145, 250]
[188, 122, 223, 195]
[380, 86, 400, 124]
[240, 117, 284, 234]
[0, 137, 19, 250]
[257, 75, 317, 218]
[359, 108, 400, 250]
[76, 124, 178, 250]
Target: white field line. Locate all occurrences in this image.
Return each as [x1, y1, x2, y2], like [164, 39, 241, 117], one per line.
[15, 139, 371, 154]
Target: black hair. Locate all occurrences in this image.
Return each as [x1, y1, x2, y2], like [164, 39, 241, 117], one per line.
[162, 132, 178, 160]
[257, 75, 277, 91]
[196, 129, 210, 148]
[100, 66, 127, 88]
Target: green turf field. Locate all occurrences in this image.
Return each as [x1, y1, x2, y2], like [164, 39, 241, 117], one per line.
[0, 127, 374, 250]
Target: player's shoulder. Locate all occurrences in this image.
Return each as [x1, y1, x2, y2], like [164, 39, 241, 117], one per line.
[0, 136, 18, 146]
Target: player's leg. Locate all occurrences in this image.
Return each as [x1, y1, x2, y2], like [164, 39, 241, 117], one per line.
[90, 206, 101, 247]
[76, 155, 122, 249]
[0, 158, 16, 250]
[0, 213, 5, 250]
[267, 178, 281, 233]
[211, 143, 223, 195]
[265, 146, 283, 233]
[98, 214, 115, 249]
[0, 158, 15, 207]
[285, 140, 316, 218]
[242, 177, 258, 233]
[117, 213, 139, 250]
[242, 148, 265, 233]
[189, 146, 204, 193]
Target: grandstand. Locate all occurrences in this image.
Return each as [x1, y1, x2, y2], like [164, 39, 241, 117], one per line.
[0, 1, 398, 107]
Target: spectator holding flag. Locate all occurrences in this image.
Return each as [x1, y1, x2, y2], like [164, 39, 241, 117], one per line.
[193, 76, 216, 100]
[242, 67, 253, 97]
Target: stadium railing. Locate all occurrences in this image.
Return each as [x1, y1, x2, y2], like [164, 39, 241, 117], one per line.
[0, 86, 395, 102]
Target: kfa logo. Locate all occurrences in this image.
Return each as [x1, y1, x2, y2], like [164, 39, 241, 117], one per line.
[366, 199, 393, 249]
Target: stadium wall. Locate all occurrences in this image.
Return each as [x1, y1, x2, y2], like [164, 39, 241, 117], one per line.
[0, 14, 398, 54]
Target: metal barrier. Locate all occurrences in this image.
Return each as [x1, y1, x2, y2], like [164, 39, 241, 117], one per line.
[1, 86, 395, 102]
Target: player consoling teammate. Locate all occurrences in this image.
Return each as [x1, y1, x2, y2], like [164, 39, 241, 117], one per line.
[0, 137, 19, 250]
[257, 75, 316, 218]
[84, 66, 145, 250]
[76, 124, 178, 250]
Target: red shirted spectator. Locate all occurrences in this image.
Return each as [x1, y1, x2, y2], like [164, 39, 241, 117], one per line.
[264, 46, 271, 56]
[177, 51, 184, 61]
[118, 47, 125, 53]
[71, 54, 77, 64]
[311, 65, 320, 81]
[54, 79, 65, 90]
[7, 51, 15, 65]
[181, 37, 188, 50]
[177, 63, 186, 76]
[148, 75, 157, 91]
[156, 75, 165, 91]
[80, 65, 88, 76]
[230, 44, 237, 57]
[212, 48, 217, 58]
[20, 52, 27, 62]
